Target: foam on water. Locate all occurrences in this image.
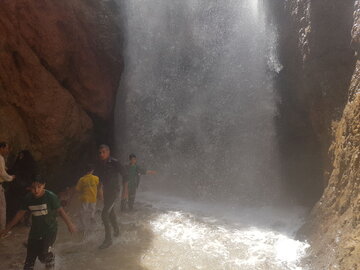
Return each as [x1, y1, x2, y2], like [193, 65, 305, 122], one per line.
[138, 191, 310, 270]
[50, 190, 310, 270]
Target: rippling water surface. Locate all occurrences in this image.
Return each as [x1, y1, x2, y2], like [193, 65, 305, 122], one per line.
[50, 191, 310, 270]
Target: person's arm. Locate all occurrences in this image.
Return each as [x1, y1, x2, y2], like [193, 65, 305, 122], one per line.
[0, 210, 26, 236]
[0, 156, 15, 183]
[139, 165, 157, 175]
[57, 207, 77, 233]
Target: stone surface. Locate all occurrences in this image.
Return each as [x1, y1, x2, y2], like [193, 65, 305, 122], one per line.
[303, 65, 360, 269]
[271, 0, 360, 268]
[0, 0, 122, 187]
[270, 0, 356, 205]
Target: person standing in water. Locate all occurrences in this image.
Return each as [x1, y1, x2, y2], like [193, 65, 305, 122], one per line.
[75, 164, 100, 236]
[0, 176, 76, 270]
[0, 142, 15, 230]
[94, 144, 126, 249]
[121, 154, 156, 212]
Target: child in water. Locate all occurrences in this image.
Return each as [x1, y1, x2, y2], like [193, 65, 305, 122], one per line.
[121, 154, 156, 211]
[75, 164, 101, 235]
[0, 176, 76, 270]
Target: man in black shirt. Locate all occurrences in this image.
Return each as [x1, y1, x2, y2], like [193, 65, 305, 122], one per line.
[95, 144, 126, 249]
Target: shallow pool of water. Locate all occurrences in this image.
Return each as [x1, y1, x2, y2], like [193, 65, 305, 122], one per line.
[53, 191, 310, 270]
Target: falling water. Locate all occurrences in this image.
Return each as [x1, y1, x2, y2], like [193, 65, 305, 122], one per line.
[113, 0, 311, 269]
[0, 2, 312, 270]
[6, 0, 308, 269]
[116, 0, 284, 203]
[115, 0, 310, 269]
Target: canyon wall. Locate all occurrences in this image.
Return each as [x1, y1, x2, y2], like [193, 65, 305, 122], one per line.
[1, 0, 359, 266]
[271, 0, 359, 268]
[271, 0, 356, 205]
[0, 0, 122, 188]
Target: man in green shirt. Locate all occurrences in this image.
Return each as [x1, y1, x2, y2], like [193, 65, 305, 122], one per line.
[121, 154, 156, 211]
[0, 176, 76, 270]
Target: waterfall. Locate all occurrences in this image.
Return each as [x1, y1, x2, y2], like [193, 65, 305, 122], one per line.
[48, 2, 311, 269]
[116, 0, 283, 205]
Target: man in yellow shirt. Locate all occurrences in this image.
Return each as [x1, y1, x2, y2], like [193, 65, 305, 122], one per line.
[76, 164, 100, 235]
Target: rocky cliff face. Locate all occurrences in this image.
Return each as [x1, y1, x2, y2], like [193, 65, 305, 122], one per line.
[306, 65, 359, 269]
[0, 0, 122, 187]
[271, 0, 359, 268]
[271, 0, 356, 205]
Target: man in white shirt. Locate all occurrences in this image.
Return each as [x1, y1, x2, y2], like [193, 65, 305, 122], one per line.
[0, 142, 15, 230]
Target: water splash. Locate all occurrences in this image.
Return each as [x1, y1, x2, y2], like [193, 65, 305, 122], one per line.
[110, 0, 312, 268]
[50, 191, 309, 270]
[116, 0, 284, 204]
[148, 212, 308, 269]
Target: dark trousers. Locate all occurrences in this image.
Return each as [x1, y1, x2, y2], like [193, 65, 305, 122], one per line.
[24, 233, 56, 270]
[102, 192, 119, 243]
[128, 187, 137, 210]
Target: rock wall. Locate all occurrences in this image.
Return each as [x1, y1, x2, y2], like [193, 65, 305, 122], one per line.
[0, 0, 123, 188]
[271, 0, 356, 205]
[270, 0, 359, 268]
[305, 65, 359, 270]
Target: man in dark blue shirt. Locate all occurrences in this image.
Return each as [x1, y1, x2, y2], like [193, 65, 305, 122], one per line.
[95, 144, 126, 249]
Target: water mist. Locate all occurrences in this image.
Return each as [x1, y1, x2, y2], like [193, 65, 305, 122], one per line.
[116, 0, 285, 205]
[111, 0, 311, 269]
